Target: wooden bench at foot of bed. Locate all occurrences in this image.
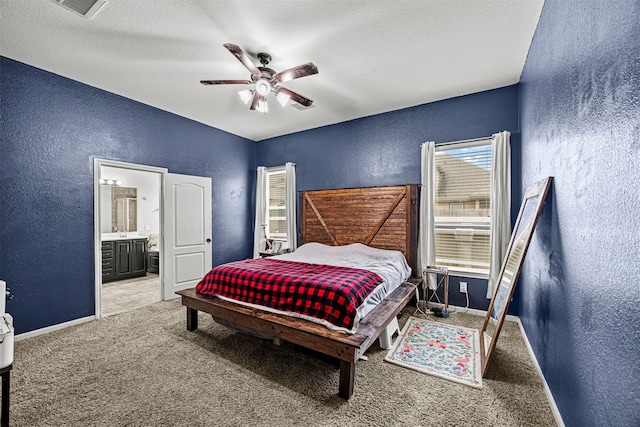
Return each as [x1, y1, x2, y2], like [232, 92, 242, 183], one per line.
[177, 278, 419, 400]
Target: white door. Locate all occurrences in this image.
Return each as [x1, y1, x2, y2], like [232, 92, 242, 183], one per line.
[163, 173, 212, 300]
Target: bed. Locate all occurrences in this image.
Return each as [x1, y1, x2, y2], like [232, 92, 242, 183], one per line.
[177, 184, 420, 399]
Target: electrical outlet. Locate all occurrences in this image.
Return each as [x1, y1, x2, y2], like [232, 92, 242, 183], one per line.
[460, 282, 468, 293]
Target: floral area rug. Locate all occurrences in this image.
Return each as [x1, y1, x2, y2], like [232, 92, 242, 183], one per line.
[384, 317, 483, 389]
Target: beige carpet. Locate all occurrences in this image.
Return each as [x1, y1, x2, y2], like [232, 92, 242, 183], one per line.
[12, 300, 557, 426]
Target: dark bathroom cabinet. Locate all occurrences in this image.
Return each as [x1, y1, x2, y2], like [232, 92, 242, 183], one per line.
[102, 238, 147, 283]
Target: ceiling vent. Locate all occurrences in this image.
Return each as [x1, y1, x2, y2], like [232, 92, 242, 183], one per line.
[50, 0, 106, 19]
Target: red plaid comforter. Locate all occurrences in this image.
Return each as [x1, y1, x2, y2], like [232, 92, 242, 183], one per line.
[195, 258, 384, 332]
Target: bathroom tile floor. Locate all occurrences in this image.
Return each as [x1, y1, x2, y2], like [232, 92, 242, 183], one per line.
[102, 273, 160, 317]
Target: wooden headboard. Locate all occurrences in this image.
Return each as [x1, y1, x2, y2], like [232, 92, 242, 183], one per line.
[299, 184, 418, 276]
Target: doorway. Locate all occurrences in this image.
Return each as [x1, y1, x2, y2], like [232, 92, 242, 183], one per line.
[93, 159, 168, 319]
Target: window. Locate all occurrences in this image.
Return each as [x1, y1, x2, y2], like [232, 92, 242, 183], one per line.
[265, 168, 287, 240]
[254, 162, 296, 258]
[434, 140, 492, 277]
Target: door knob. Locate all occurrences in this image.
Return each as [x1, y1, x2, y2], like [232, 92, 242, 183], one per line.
[206, 238, 212, 243]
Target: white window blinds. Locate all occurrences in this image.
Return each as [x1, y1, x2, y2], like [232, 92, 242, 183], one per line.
[266, 169, 287, 239]
[434, 140, 492, 276]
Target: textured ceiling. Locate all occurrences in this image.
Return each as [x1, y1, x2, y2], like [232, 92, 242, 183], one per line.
[0, 0, 544, 141]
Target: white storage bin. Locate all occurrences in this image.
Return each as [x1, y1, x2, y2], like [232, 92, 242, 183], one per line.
[0, 314, 14, 369]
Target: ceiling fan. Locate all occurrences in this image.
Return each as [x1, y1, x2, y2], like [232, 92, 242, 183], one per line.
[200, 43, 318, 113]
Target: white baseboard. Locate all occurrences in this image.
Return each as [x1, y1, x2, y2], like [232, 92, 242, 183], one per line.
[515, 318, 565, 427]
[14, 315, 95, 342]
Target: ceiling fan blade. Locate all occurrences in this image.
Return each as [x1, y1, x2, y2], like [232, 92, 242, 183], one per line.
[277, 87, 314, 107]
[249, 91, 260, 110]
[274, 62, 318, 83]
[200, 80, 252, 85]
[223, 43, 261, 76]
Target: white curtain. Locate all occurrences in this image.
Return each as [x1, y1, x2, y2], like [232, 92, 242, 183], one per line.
[487, 131, 511, 298]
[253, 166, 267, 259]
[417, 142, 437, 290]
[285, 162, 297, 252]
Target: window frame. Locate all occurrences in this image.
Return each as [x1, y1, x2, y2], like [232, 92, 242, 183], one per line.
[434, 138, 493, 279]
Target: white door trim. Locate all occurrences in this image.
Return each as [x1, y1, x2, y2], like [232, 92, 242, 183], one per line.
[93, 158, 168, 319]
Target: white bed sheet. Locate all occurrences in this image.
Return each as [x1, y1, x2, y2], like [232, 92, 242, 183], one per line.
[273, 242, 412, 321]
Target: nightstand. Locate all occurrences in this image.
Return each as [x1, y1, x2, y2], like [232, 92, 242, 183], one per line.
[424, 266, 449, 312]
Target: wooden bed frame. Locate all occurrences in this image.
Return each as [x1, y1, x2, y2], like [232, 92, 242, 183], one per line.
[177, 184, 420, 399]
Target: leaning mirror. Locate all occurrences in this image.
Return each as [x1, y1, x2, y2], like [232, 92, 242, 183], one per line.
[481, 177, 552, 376]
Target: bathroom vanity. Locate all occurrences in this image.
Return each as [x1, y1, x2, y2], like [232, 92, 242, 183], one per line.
[101, 237, 148, 283]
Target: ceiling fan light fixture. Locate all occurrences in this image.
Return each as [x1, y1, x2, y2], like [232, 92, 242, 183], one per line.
[201, 43, 317, 114]
[238, 89, 253, 104]
[256, 98, 269, 114]
[276, 91, 290, 107]
[255, 79, 271, 97]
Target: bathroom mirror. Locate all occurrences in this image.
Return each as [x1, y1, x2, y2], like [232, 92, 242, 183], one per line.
[480, 177, 552, 377]
[111, 187, 137, 232]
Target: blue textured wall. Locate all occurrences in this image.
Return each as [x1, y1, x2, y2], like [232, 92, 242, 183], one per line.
[258, 86, 521, 311]
[0, 57, 256, 334]
[518, 1, 640, 426]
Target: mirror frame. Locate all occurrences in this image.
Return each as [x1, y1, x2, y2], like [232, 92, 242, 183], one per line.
[480, 176, 552, 377]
